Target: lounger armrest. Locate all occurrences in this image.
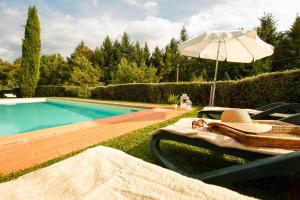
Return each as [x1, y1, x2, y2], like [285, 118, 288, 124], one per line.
[251, 103, 300, 120]
[279, 113, 300, 125]
[256, 102, 287, 111]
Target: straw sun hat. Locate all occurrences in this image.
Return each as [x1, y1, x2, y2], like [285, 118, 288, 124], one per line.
[208, 108, 272, 133]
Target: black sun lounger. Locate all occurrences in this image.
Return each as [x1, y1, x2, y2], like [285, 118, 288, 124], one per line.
[198, 102, 300, 120]
[150, 115, 300, 186]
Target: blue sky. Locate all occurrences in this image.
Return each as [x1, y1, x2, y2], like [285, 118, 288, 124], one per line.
[0, 0, 299, 61]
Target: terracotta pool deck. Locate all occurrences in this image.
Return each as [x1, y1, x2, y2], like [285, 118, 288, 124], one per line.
[0, 98, 189, 174]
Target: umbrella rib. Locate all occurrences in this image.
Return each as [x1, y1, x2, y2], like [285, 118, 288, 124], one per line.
[236, 38, 255, 62]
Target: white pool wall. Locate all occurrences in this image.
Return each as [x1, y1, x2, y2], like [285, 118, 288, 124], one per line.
[0, 98, 47, 105]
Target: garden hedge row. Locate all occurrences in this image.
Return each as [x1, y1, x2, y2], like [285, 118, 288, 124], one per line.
[35, 86, 80, 97]
[35, 69, 300, 108]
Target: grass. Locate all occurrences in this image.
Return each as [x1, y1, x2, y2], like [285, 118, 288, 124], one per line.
[0, 108, 299, 199]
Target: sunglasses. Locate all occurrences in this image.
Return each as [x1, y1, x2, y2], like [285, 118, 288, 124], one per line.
[192, 119, 208, 129]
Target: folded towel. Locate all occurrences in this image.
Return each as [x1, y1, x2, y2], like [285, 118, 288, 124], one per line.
[0, 146, 255, 200]
[152, 118, 294, 155]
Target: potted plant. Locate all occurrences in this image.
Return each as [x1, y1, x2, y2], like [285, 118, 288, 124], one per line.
[168, 94, 179, 109]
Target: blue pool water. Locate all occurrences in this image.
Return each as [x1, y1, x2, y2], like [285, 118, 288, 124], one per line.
[0, 99, 142, 136]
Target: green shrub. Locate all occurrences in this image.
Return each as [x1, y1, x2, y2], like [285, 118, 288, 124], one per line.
[111, 58, 159, 84]
[67, 56, 102, 87]
[90, 83, 161, 102]
[35, 69, 300, 108]
[216, 69, 300, 108]
[91, 69, 300, 107]
[167, 94, 179, 104]
[35, 86, 80, 97]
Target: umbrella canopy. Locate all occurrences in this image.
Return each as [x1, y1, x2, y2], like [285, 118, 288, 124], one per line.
[178, 29, 274, 106]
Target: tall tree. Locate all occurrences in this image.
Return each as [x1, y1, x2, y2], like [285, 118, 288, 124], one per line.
[163, 38, 180, 81]
[111, 58, 140, 84]
[272, 16, 300, 71]
[133, 41, 145, 66]
[150, 46, 165, 77]
[97, 36, 115, 84]
[18, 5, 41, 97]
[180, 26, 189, 42]
[39, 54, 68, 85]
[143, 42, 151, 66]
[0, 59, 13, 88]
[67, 56, 101, 87]
[178, 27, 201, 82]
[112, 58, 158, 84]
[0, 58, 20, 89]
[121, 32, 134, 61]
[113, 39, 123, 67]
[252, 13, 279, 74]
[271, 32, 289, 71]
[69, 41, 95, 63]
[257, 13, 278, 45]
[286, 15, 300, 69]
[94, 47, 104, 67]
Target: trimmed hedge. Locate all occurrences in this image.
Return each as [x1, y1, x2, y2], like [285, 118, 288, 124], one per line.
[215, 70, 300, 107]
[35, 86, 80, 97]
[90, 82, 212, 105]
[35, 69, 300, 108]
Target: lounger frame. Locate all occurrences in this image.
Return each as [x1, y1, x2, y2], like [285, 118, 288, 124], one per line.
[150, 131, 300, 186]
[198, 103, 300, 121]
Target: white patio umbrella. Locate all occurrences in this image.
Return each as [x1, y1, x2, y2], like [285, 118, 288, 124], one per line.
[178, 29, 274, 106]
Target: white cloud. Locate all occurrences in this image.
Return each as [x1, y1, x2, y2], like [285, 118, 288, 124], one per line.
[127, 16, 182, 49]
[42, 15, 181, 57]
[184, 0, 300, 37]
[0, 0, 299, 62]
[0, 48, 13, 60]
[91, 0, 98, 6]
[0, 4, 25, 61]
[122, 0, 158, 15]
[0, 2, 180, 61]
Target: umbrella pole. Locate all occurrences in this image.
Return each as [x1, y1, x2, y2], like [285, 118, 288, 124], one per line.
[210, 41, 221, 106]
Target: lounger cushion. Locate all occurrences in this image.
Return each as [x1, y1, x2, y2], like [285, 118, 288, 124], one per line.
[152, 118, 294, 155]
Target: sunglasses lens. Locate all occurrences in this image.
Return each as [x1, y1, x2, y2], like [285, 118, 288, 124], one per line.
[192, 121, 197, 129]
[198, 120, 204, 126]
[192, 119, 208, 129]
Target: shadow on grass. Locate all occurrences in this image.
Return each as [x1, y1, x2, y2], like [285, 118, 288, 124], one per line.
[109, 136, 299, 200]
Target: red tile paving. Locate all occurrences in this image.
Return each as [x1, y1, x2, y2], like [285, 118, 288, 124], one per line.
[0, 99, 189, 174]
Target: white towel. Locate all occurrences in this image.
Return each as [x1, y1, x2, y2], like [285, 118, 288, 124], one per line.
[0, 146, 255, 200]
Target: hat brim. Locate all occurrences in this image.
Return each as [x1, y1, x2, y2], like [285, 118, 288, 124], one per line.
[208, 122, 272, 134]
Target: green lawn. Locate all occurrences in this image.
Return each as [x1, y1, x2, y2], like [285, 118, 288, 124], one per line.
[0, 108, 298, 199]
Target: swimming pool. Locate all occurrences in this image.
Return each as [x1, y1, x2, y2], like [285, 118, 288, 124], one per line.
[0, 99, 142, 136]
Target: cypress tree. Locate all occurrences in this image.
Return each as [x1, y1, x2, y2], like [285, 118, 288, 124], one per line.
[19, 6, 41, 97]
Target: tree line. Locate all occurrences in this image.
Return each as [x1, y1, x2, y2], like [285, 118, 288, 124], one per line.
[0, 12, 300, 91]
